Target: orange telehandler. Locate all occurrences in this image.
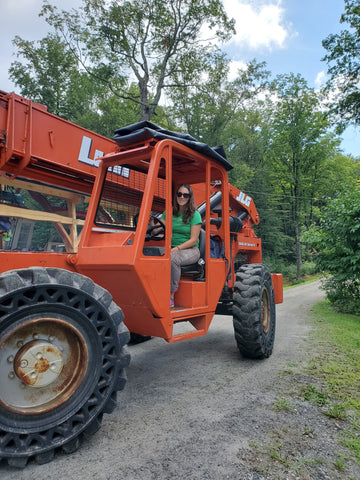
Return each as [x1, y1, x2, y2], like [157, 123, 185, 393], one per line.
[0, 90, 283, 467]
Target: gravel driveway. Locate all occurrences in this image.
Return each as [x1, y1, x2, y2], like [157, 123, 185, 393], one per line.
[1, 281, 359, 479]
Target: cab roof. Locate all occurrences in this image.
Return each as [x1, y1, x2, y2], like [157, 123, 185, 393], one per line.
[113, 121, 233, 171]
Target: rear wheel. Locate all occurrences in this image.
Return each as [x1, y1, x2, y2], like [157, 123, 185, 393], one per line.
[233, 264, 276, 359]
[0, 267, 130, 467]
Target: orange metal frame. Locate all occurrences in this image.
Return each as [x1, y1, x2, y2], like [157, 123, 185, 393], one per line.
[0, 90, 283, 343]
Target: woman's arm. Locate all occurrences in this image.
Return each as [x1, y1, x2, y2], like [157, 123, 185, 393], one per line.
[171, 223, 201, 253]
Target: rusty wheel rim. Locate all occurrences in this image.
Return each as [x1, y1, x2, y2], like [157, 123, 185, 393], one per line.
[261, 289, 270, 334]
[0, 318, 88, 414]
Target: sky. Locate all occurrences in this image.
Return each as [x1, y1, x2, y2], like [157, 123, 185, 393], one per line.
[1, 0, 359, 157]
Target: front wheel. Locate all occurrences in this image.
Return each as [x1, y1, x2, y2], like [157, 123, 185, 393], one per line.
[233, 264, 276, 359]
[0, 267, 130, 467]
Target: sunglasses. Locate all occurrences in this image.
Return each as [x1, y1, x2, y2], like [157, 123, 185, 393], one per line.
[177, 192, 190, 199]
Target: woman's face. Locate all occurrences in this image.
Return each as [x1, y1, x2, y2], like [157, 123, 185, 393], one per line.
[176, 186, 190, 208]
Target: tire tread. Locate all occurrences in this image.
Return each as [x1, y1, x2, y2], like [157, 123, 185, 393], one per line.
[0, 267, 130, 467]
[233, 263, 276, 359]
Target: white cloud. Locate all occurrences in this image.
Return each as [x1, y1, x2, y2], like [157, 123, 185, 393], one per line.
[228, 60, 248, 80]
[314, 71, 327, 89]
[224, 0, 292, 51]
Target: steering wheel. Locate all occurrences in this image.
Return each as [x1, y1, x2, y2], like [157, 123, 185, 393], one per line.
[146, 215, 166, 241]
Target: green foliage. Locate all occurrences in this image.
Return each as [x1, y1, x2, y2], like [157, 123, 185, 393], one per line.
[31, 222, 57, 251]
[309, 301, 360, 461]
[265, 74, 338, 279]
[301, 384, 329, 405]
[72, 83, 142, 137]
[272, 397, 294, 411]
[169, 58, 270, 146]
[9, 32, 134, 135]
[311, 301, 360, 407]
[40, 0, 235, 121]
[323, 403, 347, 420]
[322, 0, 360, 129]
[303, 187, 360, 314]
[343, 434, 360, 463]
[263, 258, 317, 284]
[334, 454, 345, 471]
[322, 276, 360, 315]
[9, 33, 81, 117]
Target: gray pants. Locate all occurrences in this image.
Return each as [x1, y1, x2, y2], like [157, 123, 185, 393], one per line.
[171, 247, 200, 293]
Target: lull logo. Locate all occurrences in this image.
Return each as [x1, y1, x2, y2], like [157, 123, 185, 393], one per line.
[78, 136, 130, 178]
[78, 136, 103, 168]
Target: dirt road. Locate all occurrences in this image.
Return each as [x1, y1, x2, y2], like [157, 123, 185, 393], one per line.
[1, 282, 358, 479]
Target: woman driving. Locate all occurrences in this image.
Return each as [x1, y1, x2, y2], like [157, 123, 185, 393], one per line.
[163, 184, 201, 307]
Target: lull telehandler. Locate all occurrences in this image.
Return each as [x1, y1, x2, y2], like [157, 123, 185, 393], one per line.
[0, 91, 282, 467]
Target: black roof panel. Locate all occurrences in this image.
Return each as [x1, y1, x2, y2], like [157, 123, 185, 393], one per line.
[113, 121, 232, 171]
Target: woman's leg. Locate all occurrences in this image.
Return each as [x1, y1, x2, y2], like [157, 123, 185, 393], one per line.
[171, 247, 200, 294]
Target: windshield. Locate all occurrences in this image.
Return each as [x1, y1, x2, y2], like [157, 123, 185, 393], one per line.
[94, 163, 165, 231]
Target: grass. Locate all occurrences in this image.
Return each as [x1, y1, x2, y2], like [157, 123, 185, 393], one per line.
[302, 426, 315, 437]
[308, 301, 360, 461]
[283, 274, 323, 289]
[334, 454, 346, 471]
[272, 397, 294, 412]
[245, 292, 360, 476]
[301, 384, 328, 405]
[269, 443, 290, 466]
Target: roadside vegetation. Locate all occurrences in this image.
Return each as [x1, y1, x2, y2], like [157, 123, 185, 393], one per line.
[303, 187, 360, 315]
[308, 301, 360, 462]
[257, 296, 360, 477]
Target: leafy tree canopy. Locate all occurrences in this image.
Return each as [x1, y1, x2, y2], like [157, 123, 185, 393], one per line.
[9, 33, 82, 117]
[322, 0, 360, 130]
[40, 0, 235, 121]
[9, 32, 133, 135]
[264, 74, 335, 277]
[303, 186, 360, 314]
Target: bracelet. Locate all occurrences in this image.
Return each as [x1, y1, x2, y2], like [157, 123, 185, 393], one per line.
[177, 246, 180, 251]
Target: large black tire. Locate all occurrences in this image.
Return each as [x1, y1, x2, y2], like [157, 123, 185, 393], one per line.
[0, 267, 130, 467]
[233, 264, 276, 359]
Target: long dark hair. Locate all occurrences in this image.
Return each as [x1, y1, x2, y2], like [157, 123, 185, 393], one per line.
[173, 184, 196, 224]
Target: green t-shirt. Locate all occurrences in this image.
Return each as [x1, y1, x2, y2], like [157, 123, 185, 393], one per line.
[162, 210, 202, 248]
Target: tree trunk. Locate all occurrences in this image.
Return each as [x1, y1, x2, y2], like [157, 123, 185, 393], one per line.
[139, 78, 151, 121]
[295, 220, 302, 280]
[294, 155, 302, 280]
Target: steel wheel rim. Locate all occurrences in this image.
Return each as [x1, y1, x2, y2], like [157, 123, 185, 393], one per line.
[0, 317, 88, 414]
[261, 289, 270, 334]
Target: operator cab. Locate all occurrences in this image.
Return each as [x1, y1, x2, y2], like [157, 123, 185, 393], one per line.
[77, 122, 232, 341]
